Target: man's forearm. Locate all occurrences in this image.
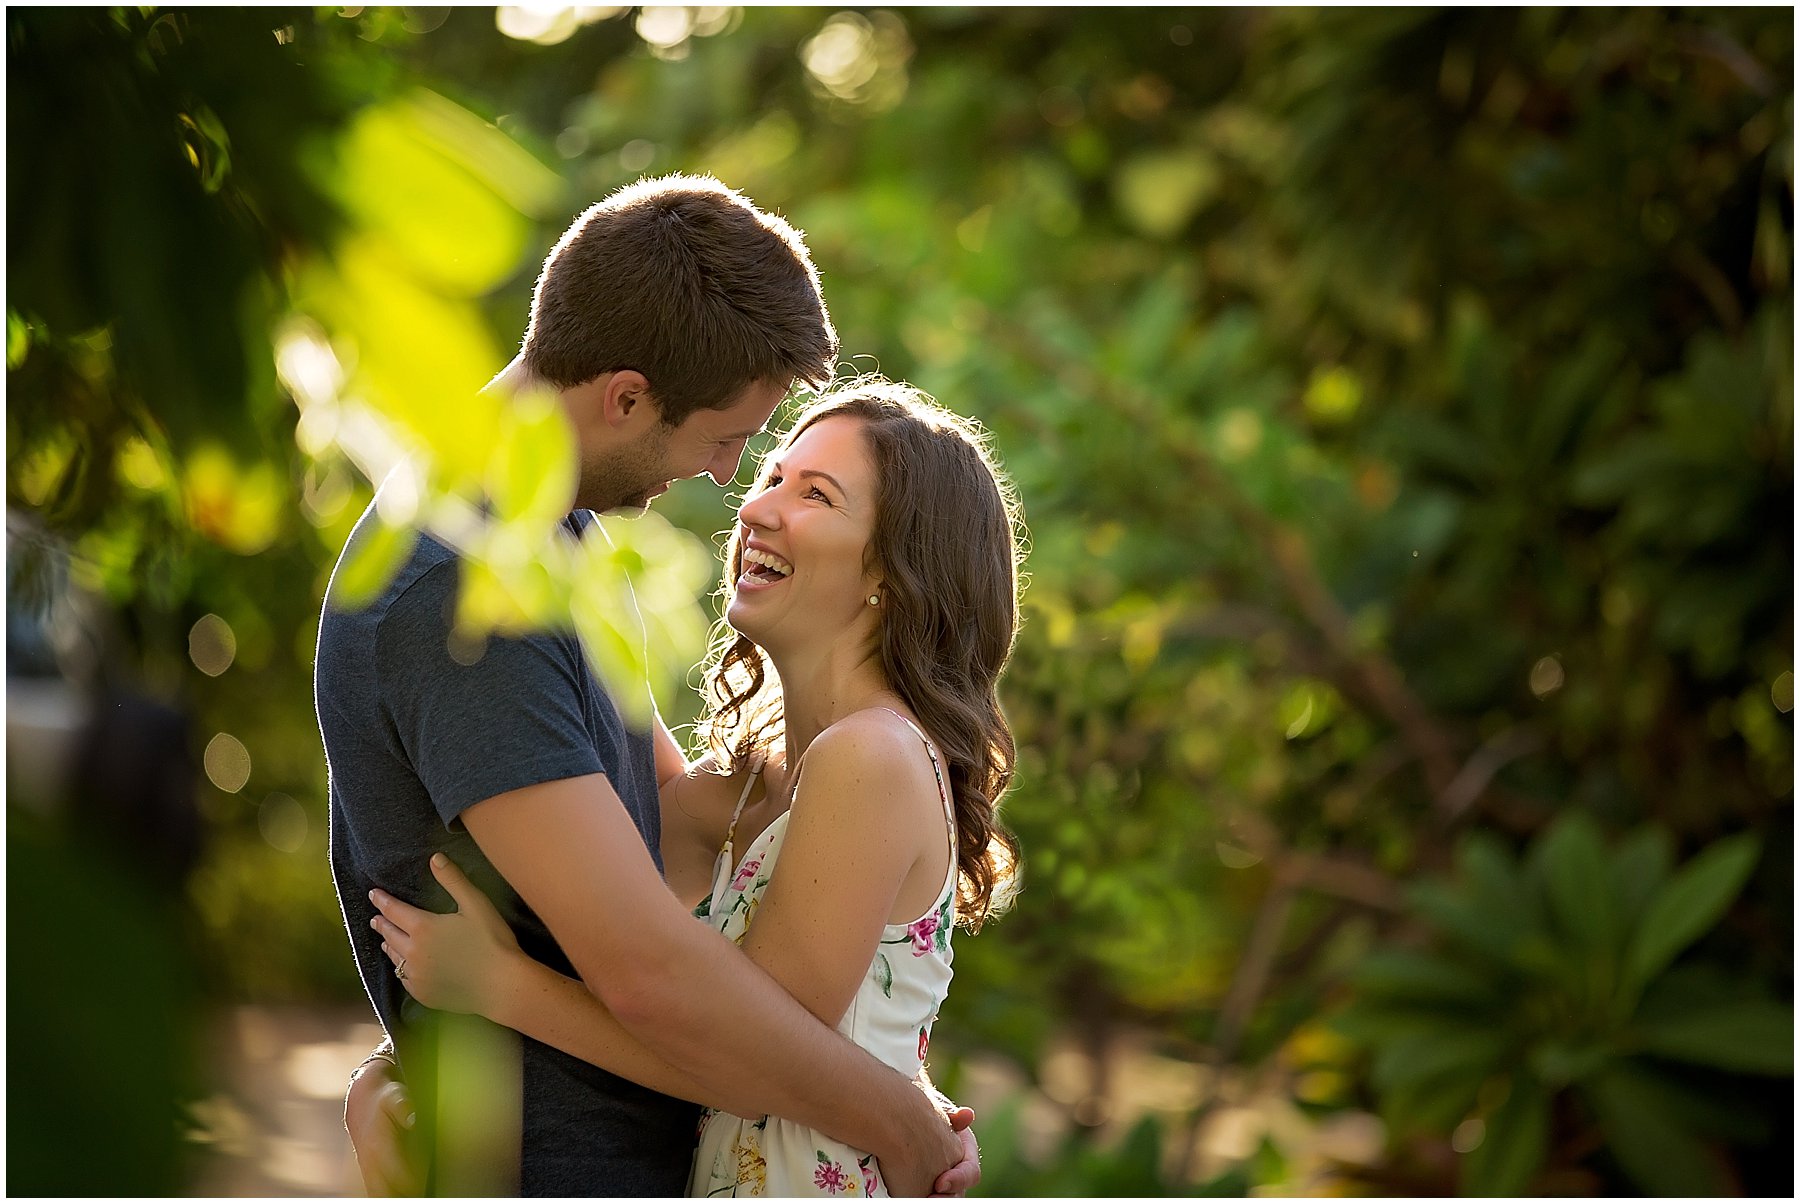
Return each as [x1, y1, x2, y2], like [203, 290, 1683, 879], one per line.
[596, 911, 949, 1180]
[485, 954, 763, 1114]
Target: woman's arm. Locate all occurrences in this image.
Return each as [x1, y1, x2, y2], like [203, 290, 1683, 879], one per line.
[736, 714, 951, 1026]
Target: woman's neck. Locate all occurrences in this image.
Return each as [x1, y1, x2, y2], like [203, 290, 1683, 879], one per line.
[768, 640, 899, 771]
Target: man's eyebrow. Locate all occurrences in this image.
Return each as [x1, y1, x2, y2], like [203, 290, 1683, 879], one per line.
[720, 425, 767, 441]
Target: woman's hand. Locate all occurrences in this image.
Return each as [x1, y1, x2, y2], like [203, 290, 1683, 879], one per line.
[345, 1055, 419, 1196]
[369, 854, 522, 1017]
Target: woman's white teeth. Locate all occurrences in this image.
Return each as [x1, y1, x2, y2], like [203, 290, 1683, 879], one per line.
[742, 547, 792, 576]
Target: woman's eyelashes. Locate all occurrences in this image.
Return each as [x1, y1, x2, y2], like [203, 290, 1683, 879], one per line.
[759, 473, 833, 505]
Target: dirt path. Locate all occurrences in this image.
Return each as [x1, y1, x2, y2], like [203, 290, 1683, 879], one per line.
[187, 1004, 383, 1196]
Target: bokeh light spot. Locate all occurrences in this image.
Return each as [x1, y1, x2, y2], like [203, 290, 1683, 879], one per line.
[496, 5, 623, 46]
[189, 613, 238, 677]
[205, 732, 252, 794]
[619, 138, 656, 173]
[1529, 655, 1565, 699]
[636, 6, 695, 56]
[804, 12, 878, 99]
[259, 792, 309, 853]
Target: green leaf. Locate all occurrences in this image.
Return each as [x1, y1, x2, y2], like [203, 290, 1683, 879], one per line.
[487, 388, 576, 533]
[7, 310, 27, 369]
[1609, 826, 1673, 929]
[1634, 1000, 1794, 1075]
[1623, 833, 1759, 996]
[874, 953, 894, 999]
[1457, 830, 1540, 933]
[1409, 881, 1521, 967]
[1534, 812, 1616, 953]
[1460, 1079, 1549, 1196]
[1112, 150, 1218, 238]
[1112, 270, 1192, 378]
[1382, 1064, 1486, 1137]
[1584, 1067, 1734, 1197]
[330, 516, 418, 610]
[1371, 1028, 1509, 1094]
[1353, 950, 1498, 1008]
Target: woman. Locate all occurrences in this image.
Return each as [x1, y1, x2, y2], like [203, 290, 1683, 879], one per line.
[353, 378, 1024, 1195]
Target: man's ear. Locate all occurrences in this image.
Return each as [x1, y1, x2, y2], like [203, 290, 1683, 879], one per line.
[599, 369, 655, 429]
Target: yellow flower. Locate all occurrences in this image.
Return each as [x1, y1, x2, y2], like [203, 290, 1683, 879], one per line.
[736, 1132, 768, 1195]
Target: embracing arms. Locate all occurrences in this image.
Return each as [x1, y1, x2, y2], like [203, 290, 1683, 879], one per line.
[366, 716, 970, 1192]
[456, 758, 962, 1191]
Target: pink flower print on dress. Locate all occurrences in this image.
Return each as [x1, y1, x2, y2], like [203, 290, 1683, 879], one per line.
[730, 854, 763, 893]
[858, 1155, 879, 1197]
[813, 1152, 850, 1195]
[918, 1026, 930, 1062]
[905, 912, 939, 956]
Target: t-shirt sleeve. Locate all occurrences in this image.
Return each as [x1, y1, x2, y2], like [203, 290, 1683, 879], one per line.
[375, 560, 605, 828]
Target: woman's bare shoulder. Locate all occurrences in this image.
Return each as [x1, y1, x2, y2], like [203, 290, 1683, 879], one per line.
[804, 710, 940, 805]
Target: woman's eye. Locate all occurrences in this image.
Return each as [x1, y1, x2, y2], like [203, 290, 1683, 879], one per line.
[808, 486, 831, 504]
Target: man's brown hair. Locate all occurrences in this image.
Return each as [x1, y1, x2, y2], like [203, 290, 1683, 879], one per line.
[521, 174, 838, 425]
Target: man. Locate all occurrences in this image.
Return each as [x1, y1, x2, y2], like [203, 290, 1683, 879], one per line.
[319, 176, 975, 1195]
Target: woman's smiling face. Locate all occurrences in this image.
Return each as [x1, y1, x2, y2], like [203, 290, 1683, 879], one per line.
[726, 415, 882, 652]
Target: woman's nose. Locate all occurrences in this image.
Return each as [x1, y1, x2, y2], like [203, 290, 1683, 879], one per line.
[737, 483, 780, 531]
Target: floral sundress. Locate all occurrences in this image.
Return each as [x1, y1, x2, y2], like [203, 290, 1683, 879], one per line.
[686, 711, 958, 1198]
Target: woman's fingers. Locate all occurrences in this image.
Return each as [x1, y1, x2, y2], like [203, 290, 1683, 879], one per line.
[427, 853, 480, 912]
[369, 886, 431, 929]
[376, 1078, 416, 1131]
[372, 917, 412, 961]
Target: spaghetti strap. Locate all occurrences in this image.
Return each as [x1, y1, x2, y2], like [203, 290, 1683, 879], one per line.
[877, 709, 953, 820]
[721, 753, 765, 852]
[878, 708, 960, 906]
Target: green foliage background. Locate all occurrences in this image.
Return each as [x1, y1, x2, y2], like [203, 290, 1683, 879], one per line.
[6, 6, 1791, 1196]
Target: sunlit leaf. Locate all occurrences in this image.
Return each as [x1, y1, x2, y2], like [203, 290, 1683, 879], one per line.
[310, 242, 505, 482]
[487, 388, 577, 534]
[330, 517, 418, 610]
[569, 524, 658, 729]
[1113, 150, 1218, 239]
[1304, 365, 1363, 424]
[182, 445, 283, 555]
[333, 96, 540, 296]
[7, 310, 28, 368]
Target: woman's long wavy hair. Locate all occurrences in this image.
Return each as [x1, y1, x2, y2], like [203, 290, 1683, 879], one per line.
[696, 378, 1025, 928]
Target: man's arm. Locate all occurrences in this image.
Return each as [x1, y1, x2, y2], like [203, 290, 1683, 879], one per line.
[461, 774, 961, 1194]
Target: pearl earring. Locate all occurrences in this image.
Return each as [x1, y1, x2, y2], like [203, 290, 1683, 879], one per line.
[867, 594, 881, 607]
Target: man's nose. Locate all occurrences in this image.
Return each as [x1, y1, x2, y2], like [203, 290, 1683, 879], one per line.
[705, 439, 747, 486]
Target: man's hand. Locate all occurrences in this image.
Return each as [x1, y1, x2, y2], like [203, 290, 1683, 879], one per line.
[932, 1107, 981, 1197]
[344, 1057, 420, 1196]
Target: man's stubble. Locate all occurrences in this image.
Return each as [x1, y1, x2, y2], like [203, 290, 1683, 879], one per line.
[578, 419, 673, 515]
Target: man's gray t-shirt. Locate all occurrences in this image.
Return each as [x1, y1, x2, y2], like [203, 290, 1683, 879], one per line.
[319, 500, 697, 1196]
